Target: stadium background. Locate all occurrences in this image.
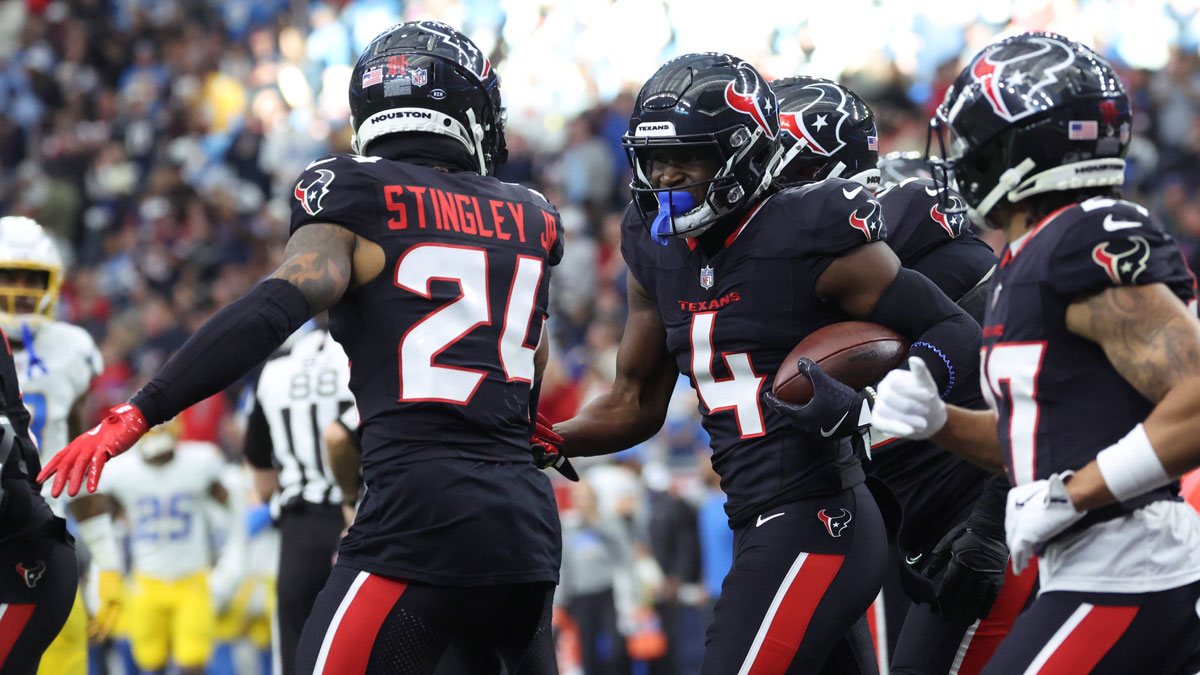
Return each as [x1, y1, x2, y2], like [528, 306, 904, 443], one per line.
[7, 0, 1200, 672]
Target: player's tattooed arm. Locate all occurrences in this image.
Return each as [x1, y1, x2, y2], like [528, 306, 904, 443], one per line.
[554, 272, 678, 457]
[269, 223, 356, 313]
[1065, 282, 1200, 509]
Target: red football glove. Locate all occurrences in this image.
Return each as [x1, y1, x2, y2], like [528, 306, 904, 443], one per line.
[37, 404, 149, 497]
[530, 413, 578, 482]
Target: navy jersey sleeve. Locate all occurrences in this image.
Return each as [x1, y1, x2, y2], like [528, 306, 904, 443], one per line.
[1047, 200, 1194, 301]
[289, 155, 382, 240]
[619, 203, 655, 291]
[878, 178, 970, 263]
[785, 179, 886, 286]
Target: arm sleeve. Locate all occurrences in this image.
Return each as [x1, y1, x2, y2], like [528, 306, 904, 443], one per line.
[242, 393, 275, 470]
[131, 279, 312, 427]
[965, 473, 1009, 539]
[867, 268, 983, 399]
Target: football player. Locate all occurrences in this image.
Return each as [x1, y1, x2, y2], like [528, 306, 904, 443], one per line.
[873, 32, 1200, 673]
[0, 321, 77, 674]
[535, 53, 982, 673]
[771, 76, 1033, 674]
[80, 420, 234, 675]
[0, 216, 112, 675]
[39, 21, 563, 674]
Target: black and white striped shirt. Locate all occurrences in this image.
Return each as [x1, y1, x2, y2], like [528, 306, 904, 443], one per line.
[244, 330, 355, 515]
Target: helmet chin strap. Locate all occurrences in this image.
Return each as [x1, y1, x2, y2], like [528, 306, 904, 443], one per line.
[969, 157, 1037, 223]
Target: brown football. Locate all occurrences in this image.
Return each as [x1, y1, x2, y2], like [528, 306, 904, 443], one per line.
[772, 322, 910, 405]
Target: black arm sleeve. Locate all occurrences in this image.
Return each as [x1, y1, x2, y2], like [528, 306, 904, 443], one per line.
[131, 279, 312, 427]
[965, 473, 1010, 539]
[243, 395, 275, 470]
[867, 268, 983, 399]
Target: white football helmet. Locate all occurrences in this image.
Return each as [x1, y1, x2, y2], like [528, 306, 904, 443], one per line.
[133, 417, 181, 461]
[0, 217, 64, 335]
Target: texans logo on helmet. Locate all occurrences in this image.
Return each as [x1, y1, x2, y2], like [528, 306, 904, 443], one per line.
[294, 169, 336, 217]
[724, 65, 775, 138]
[818, 508, 853, 537]
[778, 81, 852, 156]
[16, 561, 45, 588]
[848, 200, 885, 241]
[930, 195, 966, 237]
[966, 36, 1076, 123]
[1092, 235, 1151, 285]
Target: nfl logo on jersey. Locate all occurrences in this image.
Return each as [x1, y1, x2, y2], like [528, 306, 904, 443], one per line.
[700, 265, 714, 289]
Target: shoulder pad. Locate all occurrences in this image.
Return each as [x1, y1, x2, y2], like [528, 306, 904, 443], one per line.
[769, 178, 886, 255]
[289, 155, 381, 238]
[1045, 198, 1189, 297]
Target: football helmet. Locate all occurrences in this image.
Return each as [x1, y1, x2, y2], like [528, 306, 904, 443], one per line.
[771, 77, 879, 190]
[133, 416, 180, 461]
[623, 53, 782, 241]
[931, 31, 1130, 225]
[878, 151, 935, 189]
[0, 216, 63, 335]
[349, 21, 506, 175]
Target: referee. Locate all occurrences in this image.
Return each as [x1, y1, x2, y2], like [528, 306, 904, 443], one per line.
[243, 327, 354, 675]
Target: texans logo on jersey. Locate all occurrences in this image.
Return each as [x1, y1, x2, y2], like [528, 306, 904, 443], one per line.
[778, 81, 853, 156]
[724, 64, 776, 138]
[1092, 235, 1151, 285]
[849, 200, 885, 241]
[930, 195, 966, 237]
[295, 169, 336, 217]
[968, 36, 1076, 123]
[818, 508, 853, 537]
[15, 561, 45, 588]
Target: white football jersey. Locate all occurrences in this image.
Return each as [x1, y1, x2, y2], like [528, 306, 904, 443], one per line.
[14, 320, 103, 457]
[97, 441, 225, 580]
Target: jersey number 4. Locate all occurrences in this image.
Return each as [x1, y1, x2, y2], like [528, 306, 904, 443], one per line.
[690, 312, 766, 437]
[981, 341, 1046, 485]
[395, 243, 543, 404]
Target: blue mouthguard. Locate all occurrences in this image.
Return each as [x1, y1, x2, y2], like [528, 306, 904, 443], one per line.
[651, 191, 695, 246]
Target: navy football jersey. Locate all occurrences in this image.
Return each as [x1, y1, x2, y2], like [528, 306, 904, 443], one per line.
[878, 177, 997, 303]
[289, 154, 564, 585]
[290, 154, 562, 466]
[981, 197, 1196, 486]
[621, 178, 886, 521]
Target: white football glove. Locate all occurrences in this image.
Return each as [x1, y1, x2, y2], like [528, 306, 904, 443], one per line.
[871, 356, 947, 441]
[1005, 472, 1084, 575]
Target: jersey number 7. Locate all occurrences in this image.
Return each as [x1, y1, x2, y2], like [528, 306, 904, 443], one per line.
[395, 243, 544, 404]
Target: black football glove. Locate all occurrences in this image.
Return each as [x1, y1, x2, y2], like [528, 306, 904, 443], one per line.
[763, 358, 873, 440]
[921, 522, 1008, 624]
[529, 413, 579, 482]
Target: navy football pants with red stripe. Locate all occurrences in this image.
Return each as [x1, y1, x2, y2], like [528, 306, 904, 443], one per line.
[891, 558, 1039, 674]
[0, 530, 76, 675]
[701, 483, 887, 675]
[982, 578, 1200, 674]
[294, 565, 555, 675]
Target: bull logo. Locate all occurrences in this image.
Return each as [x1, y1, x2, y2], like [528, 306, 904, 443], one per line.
[966, 36, 1076, 123]
[849, 200, 885, 241]
[778, 81, 854, 157]
[818, 508, 853, 537]
[930, 194, 967, 237]
[724, 65, 776, 138]
[294, 169, 335, 217]
[1092, 236, 1151, 285]
[16, 561, 45, 588]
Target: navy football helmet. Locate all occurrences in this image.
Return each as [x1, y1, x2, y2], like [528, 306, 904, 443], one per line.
[349, 21, 507, 175]
[623, 53, 782, 240]
[931, 31, 1130, 225]
[878, 151, 935, 189]
[770, 77, 879, 190]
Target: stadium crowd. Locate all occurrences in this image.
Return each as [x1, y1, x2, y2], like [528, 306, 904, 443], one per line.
[6, 0, 1200, 672]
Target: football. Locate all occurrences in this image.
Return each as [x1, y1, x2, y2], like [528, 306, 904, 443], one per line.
[772, 322, 910, 405]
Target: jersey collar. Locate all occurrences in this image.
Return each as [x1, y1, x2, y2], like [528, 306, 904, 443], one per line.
[1000, 203, 1075, 267]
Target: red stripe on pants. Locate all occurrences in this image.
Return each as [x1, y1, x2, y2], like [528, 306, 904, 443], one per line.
[747, 553, 844, 675]
[324, 575, 408, 674]
[0, 604, 36, 666]
[957, 557, 1040, 675]
[1038, 605, 1138, 674]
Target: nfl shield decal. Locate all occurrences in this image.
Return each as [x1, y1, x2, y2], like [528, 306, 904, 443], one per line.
[700, 265, 714, 289]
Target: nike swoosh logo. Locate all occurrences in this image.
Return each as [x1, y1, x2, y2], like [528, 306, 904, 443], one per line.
[820, 410, 850, 437]
[905, 553, 923, 565]
[1103, 214, 1141, 231]
[305, 157, 338, 171]
[843, 186, 864, 200]
[756, 512, 785, 527]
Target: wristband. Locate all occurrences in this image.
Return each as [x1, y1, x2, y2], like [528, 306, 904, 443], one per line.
[77, 513, 121, 571]
[1095, 424, 1171, 503]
